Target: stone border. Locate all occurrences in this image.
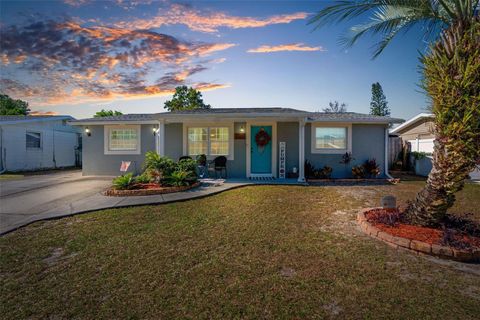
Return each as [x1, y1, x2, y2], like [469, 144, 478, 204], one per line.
[104, 182, 201, 197]
[357, 208, 480, 263]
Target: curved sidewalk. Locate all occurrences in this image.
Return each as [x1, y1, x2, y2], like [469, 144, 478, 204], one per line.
[1, 178, 304, 236]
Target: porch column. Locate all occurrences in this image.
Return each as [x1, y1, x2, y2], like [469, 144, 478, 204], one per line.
[298, 120, 305, 182]
[157, 121, 165, 156]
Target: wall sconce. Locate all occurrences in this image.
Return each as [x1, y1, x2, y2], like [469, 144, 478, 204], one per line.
[239, 126, 245, 133]
[153, 126, 159, 136]
[85, 127, 91, 137]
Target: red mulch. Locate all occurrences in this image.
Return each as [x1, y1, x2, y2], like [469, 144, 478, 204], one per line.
[133, 183, 162, 190]
[365, 209, 480, 249]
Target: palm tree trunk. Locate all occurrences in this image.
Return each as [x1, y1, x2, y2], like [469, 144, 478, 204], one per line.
[404, 19, 480, 226]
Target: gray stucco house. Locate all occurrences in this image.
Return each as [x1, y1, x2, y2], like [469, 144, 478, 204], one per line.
[70, 108, 403, 181]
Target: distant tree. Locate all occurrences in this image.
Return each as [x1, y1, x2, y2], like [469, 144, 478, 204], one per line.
[93, 109, 123, 118]
[370, 82, 390, 116]
[322, 101, 347, 113]
[164, 86, 211, 111]
[0, 94, 30, 115]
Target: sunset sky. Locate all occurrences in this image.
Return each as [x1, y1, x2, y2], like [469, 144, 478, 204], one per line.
[0, 0, 434, 119]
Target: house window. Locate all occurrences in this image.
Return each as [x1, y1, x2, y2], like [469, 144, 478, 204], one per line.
[104, 125, 141, 155]
[311, 124, 351, 154]
[188, 128, 208, 155]
[187, 126, 230, 157]
[26, 131, 41, 149]
[315, 127, 347, 149]
[109, 129, 138, 151]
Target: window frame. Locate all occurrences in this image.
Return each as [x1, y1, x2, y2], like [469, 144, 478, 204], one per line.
[104, 125, 141, 155]
[183, 123, 234, 160]
[26, 131, 42, 150]
[310, 123, 352, 154]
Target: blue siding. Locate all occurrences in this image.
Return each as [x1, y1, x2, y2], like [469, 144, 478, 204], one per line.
[305, 123, 387, 178]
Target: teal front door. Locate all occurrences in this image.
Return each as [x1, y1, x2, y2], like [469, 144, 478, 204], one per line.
[250, 125, 272, 174]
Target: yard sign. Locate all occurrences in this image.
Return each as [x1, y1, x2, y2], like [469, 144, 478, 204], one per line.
[279, 142, 286, 179]
[120, 161, 131, 172]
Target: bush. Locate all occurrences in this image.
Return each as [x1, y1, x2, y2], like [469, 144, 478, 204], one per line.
[143, 151, 176, 182]
[305, 160, 316, 178]
[352, 165, 366, 179]
[196, 154, 207, 166]
[112, 173, 135, 190]
[177, 158, 197, 176]
[312, 166, 333, 179]
[363, 158, 381, 178]
[163, 170, 190, 187]
[135, 172, 151, 184]
[411, 151, 428, 160]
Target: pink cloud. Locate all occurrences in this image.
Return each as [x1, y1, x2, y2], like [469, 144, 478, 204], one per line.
[247, 43, 326, 53]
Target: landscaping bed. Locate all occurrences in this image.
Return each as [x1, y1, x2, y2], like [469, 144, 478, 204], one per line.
[104, 181, 201, 196]
[358, 208, 480, 262]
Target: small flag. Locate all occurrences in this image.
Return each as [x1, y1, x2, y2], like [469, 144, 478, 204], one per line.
[120, 161, 131, 172]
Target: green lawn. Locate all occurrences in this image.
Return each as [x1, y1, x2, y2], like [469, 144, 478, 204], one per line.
[1, 182, 480, 319]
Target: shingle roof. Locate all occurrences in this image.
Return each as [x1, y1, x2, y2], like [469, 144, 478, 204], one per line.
[69, 114, 156, 123]
[159, 107, 309, 115]
[0, 115, 74, 123]
[69, 108, 404, 124]
[308, 112, 404, 123]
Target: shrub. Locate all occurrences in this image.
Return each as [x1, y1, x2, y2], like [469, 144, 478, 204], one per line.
[339, 152, 355, 165]
[135, 172, 151, 184]
[319, 166, 333, 179]
[363, 158, 381, 178]
[411, 151, 428, 160]
[112, 173, 135, 190]
[177, 158, 198, 176]
[305, 160, 316, 178]
[143, 151, 176, 182]
[352, 165, 366, 179]
[163, 170, 190, 187]
[196, 154, 207, 166]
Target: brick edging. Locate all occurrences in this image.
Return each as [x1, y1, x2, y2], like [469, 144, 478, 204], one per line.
[103, 182, 201, 197]
[357, 208, 480, 263]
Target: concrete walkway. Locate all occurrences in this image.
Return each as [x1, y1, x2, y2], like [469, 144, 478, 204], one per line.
[1, 173, 304, 235]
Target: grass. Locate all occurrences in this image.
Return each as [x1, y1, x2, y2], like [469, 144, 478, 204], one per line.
[0, 174, 24, 181]
[1, 181, 479, 319]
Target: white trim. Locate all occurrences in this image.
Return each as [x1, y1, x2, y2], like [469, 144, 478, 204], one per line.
[70, 120, 159, 126]
[104, 125, 141, 155]
[310, 122, 352, 154]
[246, 121, 277, 178]
[390, 113, 433, 134]
[182, 122, 234, 160]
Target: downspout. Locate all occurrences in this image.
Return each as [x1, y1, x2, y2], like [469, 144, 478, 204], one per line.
[0, 127, 5, 174]
[385, 126, 393, 179]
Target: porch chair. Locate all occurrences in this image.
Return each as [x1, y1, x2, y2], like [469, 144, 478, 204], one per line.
[209, 156, 227, 179]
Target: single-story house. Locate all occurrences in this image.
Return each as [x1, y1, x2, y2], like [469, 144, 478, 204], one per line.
[0, 115, 82, 172]
[70, 108, 403, 181]
[391, 113, 480, 180]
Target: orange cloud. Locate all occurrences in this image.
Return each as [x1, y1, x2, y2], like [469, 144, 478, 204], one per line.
[248, 43, 326, 53]
[114, 4, 308, 33]
[29, 110, 60, 116]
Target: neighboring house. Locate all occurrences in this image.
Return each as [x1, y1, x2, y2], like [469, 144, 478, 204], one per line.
[0, 115, 81, 172]
[391, 113, 479, 180]
[69, 108, 403, 180]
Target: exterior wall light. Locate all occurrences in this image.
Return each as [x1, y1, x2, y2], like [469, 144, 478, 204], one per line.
[153, 126, 159, 135]
[239, 126, 245, 133]
[85, 127, 91, 137]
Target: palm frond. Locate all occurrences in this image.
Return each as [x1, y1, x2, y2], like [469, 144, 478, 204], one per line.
[309, 0, 464, 58]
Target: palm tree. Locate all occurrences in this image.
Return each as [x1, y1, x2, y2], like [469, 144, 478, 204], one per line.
[310, 0, 479, 226]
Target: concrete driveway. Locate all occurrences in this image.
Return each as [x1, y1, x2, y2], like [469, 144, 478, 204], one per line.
[0, 171, 112, 234]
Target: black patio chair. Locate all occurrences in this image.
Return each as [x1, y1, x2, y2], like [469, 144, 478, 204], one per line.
[179, 156, 192, 161]
[209, 156, 227, 178]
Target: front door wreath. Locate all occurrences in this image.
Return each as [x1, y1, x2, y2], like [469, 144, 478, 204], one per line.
[255, 128, 271, 153]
